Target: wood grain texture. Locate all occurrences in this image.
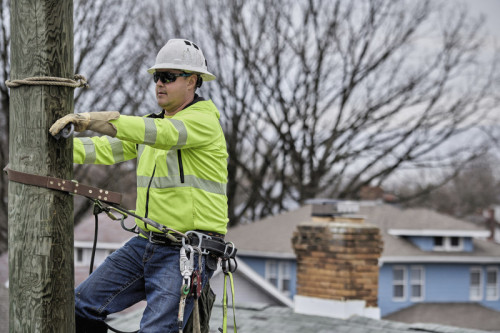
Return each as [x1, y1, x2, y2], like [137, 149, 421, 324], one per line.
[9, 0, 75, 332]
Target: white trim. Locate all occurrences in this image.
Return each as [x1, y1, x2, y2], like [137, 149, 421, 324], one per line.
[237, 250, 296, 259]
[486, 266, 499, 301]
[388, 229, 490, 238]
[409, 265, 425, 302]
[74, 240, 126, 250]
[380, 256, 500, 264]
[294, 295, 380, 320]
[239, 251, 500, 264]
[74, 247, 115, 267]
[392, 266, 406, 302]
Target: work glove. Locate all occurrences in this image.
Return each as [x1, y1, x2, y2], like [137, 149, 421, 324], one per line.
[50, 111, 120, 137]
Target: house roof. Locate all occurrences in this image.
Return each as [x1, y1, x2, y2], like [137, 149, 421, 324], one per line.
[226, 203, 500, 262]
[361, 204, 485, 231]
[226, 205, 312, 257]
[107, 302, 492, 333]
[75, 213, 134, 244]
[384, 303, 500, 332]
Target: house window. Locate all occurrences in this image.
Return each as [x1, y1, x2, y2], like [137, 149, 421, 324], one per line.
[280, 262, 291, 295]
[434, 236, 463, 251]
[470, 267, 483, 301]
[486, 267, 499, 301]
[392, 266, 406, 301]
[410, 266, 424, 301]
[450, 237, 460, 248]
[266, 260, 278, 287]
[265, 260, 292, 296]
[76, 248, 84, 264]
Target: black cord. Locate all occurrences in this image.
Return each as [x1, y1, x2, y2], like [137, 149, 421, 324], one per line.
[89, 213, 99, 275]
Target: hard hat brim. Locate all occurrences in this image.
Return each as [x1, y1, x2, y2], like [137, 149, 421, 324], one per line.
[147, 63, 216, 81]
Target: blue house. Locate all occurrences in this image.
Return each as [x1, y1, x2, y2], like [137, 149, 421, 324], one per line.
[218, 201, 500, 331]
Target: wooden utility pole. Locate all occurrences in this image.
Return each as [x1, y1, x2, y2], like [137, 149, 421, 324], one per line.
[8, 0, 75, 332]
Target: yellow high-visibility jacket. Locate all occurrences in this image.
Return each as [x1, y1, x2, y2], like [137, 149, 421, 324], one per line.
[73, 99, 229, 235]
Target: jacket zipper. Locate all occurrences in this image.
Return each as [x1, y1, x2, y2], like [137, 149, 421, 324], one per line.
[177, 150, 185, 183]
[144, 165, 156, 218]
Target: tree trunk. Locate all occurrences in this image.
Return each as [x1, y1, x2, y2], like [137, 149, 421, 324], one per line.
[8, 0, 75, 332]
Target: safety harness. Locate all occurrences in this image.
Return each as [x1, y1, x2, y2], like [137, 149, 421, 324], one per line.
[5, 167, 239, 333]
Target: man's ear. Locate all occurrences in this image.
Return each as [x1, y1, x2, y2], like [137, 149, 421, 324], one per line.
[188, 75, 199, 90]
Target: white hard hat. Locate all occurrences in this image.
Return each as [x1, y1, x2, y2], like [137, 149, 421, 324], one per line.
[147, 39, 216, 81]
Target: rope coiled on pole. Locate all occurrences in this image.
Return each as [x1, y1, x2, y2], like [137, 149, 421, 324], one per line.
[5, 74, 89, 88]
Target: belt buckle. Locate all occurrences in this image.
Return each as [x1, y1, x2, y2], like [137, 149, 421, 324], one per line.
[148, 231, 165, 245]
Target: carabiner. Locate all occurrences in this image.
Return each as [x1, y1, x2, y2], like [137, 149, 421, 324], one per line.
[224, 241, 237, 259]
[180, 245, 194, 287]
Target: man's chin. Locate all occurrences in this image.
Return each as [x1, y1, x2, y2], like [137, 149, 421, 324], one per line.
[157, 99, 168, 109]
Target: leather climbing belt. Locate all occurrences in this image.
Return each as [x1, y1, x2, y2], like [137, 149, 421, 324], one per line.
[4, 166, 122, 204]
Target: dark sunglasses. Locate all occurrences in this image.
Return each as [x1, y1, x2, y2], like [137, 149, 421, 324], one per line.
[153, 71, 192, 84]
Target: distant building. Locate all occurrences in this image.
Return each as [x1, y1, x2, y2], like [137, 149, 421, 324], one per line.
[215, 200, 500, 331]
[73, 213, 134, 286]
[1, 201, 500, 331]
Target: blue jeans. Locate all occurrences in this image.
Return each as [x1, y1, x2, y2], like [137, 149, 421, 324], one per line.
[75, 236, 213, 332]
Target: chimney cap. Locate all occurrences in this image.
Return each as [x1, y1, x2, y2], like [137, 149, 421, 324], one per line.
[305, 198, 360, 216]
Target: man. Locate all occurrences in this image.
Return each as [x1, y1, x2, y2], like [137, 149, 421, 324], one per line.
[50, 39, 228, 332]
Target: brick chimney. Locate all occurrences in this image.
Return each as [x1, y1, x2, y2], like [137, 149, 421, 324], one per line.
[292, 199, 383, 319]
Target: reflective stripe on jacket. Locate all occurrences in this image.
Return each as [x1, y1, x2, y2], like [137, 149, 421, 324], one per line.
[73, 99, 229, 235]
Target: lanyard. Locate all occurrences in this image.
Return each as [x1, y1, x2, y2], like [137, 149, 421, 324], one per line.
[222, 272, 237, 333]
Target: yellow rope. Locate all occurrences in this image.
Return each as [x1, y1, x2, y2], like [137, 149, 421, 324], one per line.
[5, 74, 88, 88]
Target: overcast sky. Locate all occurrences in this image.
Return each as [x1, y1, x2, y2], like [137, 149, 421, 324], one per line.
[465, 0, 500, 46]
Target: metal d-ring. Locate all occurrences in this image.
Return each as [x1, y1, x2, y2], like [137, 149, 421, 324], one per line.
[120, 214, 138, 234]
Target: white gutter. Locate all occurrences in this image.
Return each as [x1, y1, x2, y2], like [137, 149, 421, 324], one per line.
[388, 229, 490, 238]
[74, 240, 127, 250]
[380, 255, 500, 264]
[236, 249, 296, 259]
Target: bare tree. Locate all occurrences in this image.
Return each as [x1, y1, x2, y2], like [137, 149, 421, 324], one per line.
[134, 0, 499, 225]
[71, 0, 147, 222]
[396, 153, 500, 218]
[1, 0, 498, 247]
[138, 0, 498, 224]
[0, 0, 146, 253]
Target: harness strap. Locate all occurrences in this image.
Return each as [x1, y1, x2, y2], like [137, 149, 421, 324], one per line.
[138, 228, 183, 246]
[5, 167, 122, 204]
[221, 272, 237, 333]
[137, 228, 233, 258]
[192, 300, 201, 333]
